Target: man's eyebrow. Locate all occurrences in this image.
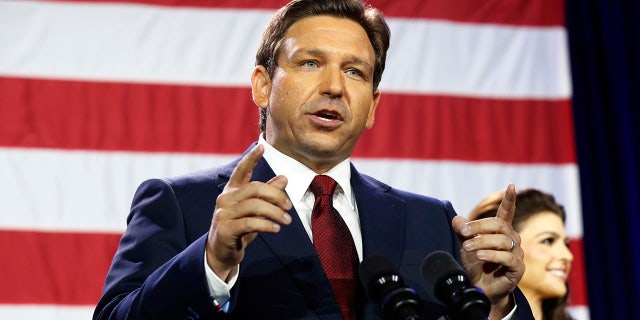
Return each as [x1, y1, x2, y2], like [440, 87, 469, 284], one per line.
[289, 48, 325, 59]
[290, 48, 373, 69]
[344, 55, 373, 70]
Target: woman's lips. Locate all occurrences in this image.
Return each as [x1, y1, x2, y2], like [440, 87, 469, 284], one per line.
[547, 269, 568, 280]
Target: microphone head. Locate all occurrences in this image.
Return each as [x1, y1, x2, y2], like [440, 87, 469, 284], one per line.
[421, 251, 467, 301]
[421, 251, 490, 320]
[359, 254, 422, 319]
[358, 254, 403, 302]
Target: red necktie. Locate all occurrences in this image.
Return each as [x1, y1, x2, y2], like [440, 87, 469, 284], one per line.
[310, 175, 358, 320]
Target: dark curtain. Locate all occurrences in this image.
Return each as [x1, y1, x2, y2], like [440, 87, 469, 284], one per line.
[566, 0, 640, 318]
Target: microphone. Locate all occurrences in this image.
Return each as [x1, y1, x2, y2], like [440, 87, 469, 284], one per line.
[421, 251, 490, 320]
[358, 254, 423, 320]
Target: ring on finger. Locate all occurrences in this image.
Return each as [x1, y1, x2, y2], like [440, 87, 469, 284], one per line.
[508, 237, 516, 252]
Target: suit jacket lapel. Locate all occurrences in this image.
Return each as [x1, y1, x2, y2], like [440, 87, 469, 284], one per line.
[247, 155, 340, 317]
[215, 148, 322, 281]
[248, 155, 319, 257]
[351, 166, 406, 269]
[250, 156, 324, 269]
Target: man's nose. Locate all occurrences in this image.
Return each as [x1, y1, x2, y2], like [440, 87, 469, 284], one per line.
[320, 66, 344, 98]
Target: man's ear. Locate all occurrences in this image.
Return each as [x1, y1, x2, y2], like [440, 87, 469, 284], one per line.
[251, 65, 271, 108]
[365, 89, 381, 129]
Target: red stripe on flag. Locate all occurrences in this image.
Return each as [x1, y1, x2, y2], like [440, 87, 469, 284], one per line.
[567, 238, 588, 306]
[0, 230, 121, 305]
[0, 76, 258, 156]
[357, 93, 576, 163]
[0, 229, 587, 307]
[373, 0, 565, 27]
[0, 76, 575, 163]
[43, 0, 564, 27]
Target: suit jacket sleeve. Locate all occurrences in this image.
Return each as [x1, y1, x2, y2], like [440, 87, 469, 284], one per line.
[93, 178, 220, 320]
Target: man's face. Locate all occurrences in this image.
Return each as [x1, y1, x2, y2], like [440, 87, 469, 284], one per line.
[252, 15, 380, 173]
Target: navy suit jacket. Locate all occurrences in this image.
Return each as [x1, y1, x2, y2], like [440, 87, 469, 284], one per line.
[94, 144, 533, 320]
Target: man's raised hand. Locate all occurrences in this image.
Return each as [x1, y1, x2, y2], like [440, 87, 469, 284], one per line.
[452, 184, 524, 319]
[206, 144, 292, 281]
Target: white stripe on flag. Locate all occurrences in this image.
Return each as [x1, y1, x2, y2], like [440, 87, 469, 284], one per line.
[0, 0, 569, 98]
[1, 147, 582, 238]
[384, 18, 571, 97]
[0, 305, 94, 320]
[1, 147, 236, 232]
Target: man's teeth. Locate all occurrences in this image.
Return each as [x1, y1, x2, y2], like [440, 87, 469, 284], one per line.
[317, 113, 336, 120]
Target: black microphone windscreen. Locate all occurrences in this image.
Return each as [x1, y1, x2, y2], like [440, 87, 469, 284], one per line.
[358, 254, 397, 284]
[420, 251, 464, 290]
[421, 251, 490, 320]
[359, 254, 424, 320]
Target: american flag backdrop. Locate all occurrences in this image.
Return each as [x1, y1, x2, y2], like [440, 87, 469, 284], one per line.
[0, 0, 588, 319]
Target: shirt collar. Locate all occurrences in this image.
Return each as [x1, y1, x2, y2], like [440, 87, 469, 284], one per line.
[258, 135, 354, 209]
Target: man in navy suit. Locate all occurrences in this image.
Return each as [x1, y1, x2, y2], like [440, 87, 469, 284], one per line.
[94, 0, 533, 319]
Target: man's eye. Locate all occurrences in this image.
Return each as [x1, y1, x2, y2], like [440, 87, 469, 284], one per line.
[302, 61, 318, 68]
[346, 69, 363, 77]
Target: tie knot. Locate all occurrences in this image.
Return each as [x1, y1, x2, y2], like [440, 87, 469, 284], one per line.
[309, 175, 338, 197]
